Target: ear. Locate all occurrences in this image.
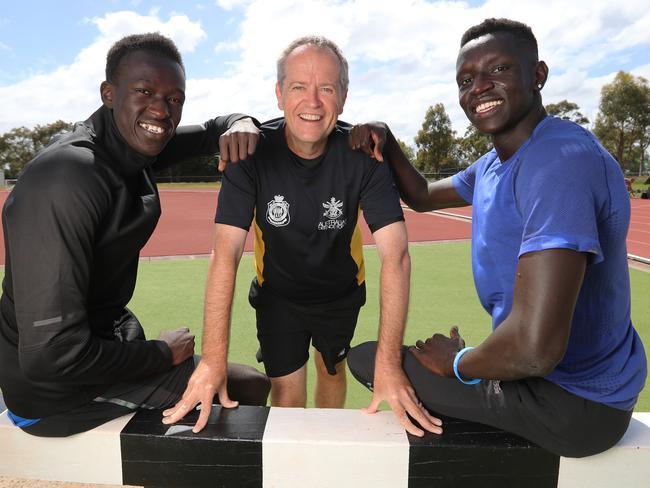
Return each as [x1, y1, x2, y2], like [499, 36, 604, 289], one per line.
[275, 83, 284, 111]
[338, 89, 348, 115]
[100, 81, 114, 108]
[534, 61, 549, 91]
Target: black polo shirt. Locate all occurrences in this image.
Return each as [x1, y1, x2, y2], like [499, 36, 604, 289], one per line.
[216, 118, 404, 305]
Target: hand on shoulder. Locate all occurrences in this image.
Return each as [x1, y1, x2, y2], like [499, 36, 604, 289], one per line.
[218, 117, 260, 171]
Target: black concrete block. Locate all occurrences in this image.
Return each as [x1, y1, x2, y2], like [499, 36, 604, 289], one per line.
[121, 405, 269, 488]
[407, 417, 559, 488]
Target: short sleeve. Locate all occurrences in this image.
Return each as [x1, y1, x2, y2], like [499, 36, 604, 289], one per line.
[452, 160, 478, 204]
[215, 157, 257, 230]
[515, 141, 605, 263]
[360, 160, 404, 233]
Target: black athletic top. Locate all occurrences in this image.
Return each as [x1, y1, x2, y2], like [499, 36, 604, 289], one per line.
[0, 105, 243, 418]
[216, 118, 404, 305]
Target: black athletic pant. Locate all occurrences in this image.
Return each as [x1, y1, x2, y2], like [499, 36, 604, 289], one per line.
[348, 341, 633, 458]
[20, 358, 270, 438]
[20, 311, 270, 437]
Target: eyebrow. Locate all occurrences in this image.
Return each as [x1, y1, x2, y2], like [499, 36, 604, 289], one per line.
[132, 78, 186, 94]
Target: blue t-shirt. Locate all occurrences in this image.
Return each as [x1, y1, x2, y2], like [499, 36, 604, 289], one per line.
[452, 116, 646, 410]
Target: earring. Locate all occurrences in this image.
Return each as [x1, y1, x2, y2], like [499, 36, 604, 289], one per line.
[537, 83, 543, 89]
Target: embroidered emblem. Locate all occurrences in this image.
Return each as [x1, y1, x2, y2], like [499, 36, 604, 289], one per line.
[318, 196, 346, 230]
[322, 197, 343, 220]
[266, 195, 290, 227]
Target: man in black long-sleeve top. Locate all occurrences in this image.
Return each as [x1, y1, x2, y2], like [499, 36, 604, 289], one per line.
[0, 33, 269, 437]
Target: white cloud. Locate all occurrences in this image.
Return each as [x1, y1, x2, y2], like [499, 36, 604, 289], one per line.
[0, 11, 205, 132]
[216, 0, 251, 11]
[611, 11, 650, 50]
[214, 41, 238, 53]
[92, 10, 206, 52]
[178, 0, 649, 142]
[1, 0, 649, 144]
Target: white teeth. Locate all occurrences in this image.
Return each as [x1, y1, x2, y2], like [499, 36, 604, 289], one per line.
[475, 100, 503, 113]
[299, 114, 322, 121]
[138, 122, 165, 134]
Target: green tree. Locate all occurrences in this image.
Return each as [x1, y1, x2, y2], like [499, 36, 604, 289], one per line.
[414, 103, 456, 174]
[635, 116, 650, 176]
[455, 124, 492, 166]
[594, 71, 650, 173]
[0, 127, 33, 179]
[0, 120, 72, 178]
[396, 138, 415, 165]
[545, 100, 589, 126]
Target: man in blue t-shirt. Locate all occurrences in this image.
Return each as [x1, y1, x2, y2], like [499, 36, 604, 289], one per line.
[347, 18, 646, 457]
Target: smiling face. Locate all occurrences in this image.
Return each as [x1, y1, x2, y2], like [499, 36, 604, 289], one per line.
[100, 49, 186, 157]
[456, 32, 547, 145]
[275, 44, 347, 159]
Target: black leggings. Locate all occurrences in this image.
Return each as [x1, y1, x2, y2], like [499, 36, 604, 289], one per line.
[21, 357, 270, 437]
[348, 341, 632, 458]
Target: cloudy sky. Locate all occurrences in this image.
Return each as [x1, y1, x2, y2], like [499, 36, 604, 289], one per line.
[1, 0, 649, 145]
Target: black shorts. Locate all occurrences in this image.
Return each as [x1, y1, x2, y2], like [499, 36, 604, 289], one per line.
[249, 279, 365, 378]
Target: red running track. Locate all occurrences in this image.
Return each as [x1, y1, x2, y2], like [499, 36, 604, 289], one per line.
[0, 190, 647, 264]
[437, 199, 650, 261]
[140, 190, 473, 257]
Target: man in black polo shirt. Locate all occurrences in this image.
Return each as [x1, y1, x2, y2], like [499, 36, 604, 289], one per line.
[164, 36, 441, 437]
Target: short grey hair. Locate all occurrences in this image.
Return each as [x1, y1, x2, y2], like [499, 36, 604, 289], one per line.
[276, 35, 349, 93]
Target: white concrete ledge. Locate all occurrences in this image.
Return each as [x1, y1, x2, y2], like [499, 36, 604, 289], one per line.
[557, 412, 650, 487]
[262, 408, 409, 488]
[1, 408, 649, 487]
[0, 409, 134, 485]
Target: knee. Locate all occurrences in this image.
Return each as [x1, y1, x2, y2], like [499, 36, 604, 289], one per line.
[247, 369, 271, 405]
[317, 360, 346, 383]
[248, 367, 271, 390]
[228, 365, 271, 406]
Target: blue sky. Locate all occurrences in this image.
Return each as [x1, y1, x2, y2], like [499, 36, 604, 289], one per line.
[1, 0, 649, 144]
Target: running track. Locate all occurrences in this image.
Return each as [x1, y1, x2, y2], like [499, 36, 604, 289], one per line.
[0, 190, 647, 264]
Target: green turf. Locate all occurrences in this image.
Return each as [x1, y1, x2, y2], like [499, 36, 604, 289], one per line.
[157, 182, 220, 189]
[631, 179, 648, 192]
[129, 242, 650, 411]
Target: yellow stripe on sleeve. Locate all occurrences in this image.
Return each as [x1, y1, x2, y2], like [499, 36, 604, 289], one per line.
[253, 209, 266, 285]
[350, 208, 365, 285]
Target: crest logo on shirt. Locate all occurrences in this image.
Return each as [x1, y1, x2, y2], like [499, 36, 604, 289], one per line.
[318, 196, 346, 230]
[266, 195, 290, 227]
[322, 197, 343, 220]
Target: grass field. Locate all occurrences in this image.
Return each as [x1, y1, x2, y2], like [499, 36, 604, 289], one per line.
[157, 181, 220, 189]
[129, 241, 650, 411]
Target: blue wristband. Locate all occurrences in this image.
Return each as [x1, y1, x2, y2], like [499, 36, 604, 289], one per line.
[453, 346, 481, 385]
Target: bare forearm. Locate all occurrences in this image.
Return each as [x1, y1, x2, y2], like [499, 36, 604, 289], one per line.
[376, 249, 411, 371]
[201, 252, 238, 369]
[456, 325, 554, 382]
[385, 131, 466, 212]
[384, 131, 431, 211]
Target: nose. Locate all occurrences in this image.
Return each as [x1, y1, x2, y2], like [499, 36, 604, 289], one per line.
[304, 85, 321, 107]
[471, 72, 493, 96]
[148, 96, 170, 119]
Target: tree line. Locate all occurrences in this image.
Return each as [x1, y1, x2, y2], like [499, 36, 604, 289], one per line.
[1, 71, 648, 180]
